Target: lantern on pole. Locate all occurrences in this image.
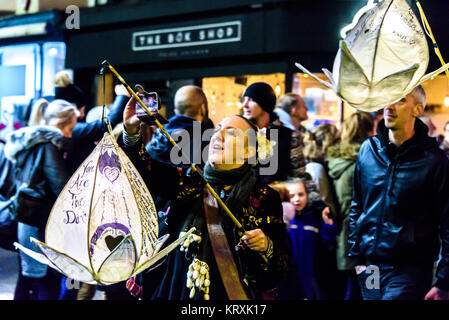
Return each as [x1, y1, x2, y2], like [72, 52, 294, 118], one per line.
[15, 132, 194, 285]
[296, 0, 449, 112]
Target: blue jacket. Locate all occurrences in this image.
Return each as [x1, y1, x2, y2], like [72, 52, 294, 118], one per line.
[286, 201, 337, 299]
[146, 114, 210, 168]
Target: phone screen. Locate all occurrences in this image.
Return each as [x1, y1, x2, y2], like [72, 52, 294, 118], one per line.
[135, 92, 168, 126]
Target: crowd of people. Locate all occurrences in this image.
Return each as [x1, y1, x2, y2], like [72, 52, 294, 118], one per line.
[1, 70, 449, 300]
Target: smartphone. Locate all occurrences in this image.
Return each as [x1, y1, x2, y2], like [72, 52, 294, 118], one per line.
[135, 89, 168, 126]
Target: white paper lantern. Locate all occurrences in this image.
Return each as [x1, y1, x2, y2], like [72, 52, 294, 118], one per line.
[296, 0, 449, 112]
[15, 133, 194, 285]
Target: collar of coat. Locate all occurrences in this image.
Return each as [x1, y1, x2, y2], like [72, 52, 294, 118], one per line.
[4, 125, 64, 163]
[376, 118, 439, 160]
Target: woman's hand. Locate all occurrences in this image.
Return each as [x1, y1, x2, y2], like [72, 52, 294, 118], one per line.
[241, 229, 269, 252]
[115, 84, 130, 97]
[322, 206, 334, 225]
[123, 96, 141, 134]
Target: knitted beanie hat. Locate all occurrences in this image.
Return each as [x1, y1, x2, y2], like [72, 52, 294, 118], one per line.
[243, 82, 276, 113]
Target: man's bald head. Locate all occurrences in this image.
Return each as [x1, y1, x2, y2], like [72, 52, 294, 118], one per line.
[174, 85, 208, 121]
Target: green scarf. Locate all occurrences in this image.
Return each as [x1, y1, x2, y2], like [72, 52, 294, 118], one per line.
[203, 162, 255, 226]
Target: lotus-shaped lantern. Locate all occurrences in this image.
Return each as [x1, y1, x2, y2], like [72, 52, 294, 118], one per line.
[15, 133, 194, 285]
[296, 0, 449, 112]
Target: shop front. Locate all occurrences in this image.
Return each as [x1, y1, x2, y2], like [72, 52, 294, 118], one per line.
[0, 10, 67, 140]
[65, 0, 364, 126]
[65, 0, 449, 133]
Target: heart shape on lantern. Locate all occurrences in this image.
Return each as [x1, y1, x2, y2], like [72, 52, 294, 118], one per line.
[103, 166, 120, 183]
[105, 235, 125, 251]
[13, 133, 196, 285]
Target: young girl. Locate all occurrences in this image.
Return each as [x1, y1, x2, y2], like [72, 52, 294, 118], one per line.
[281, 177, 337, 300]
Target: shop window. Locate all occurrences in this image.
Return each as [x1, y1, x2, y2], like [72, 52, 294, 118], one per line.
[293, 73, 351, 130]
[421, 74, 449, 136]
[42, 42, 67, 97]
[0, 42, 67, 140]
[202, 73, 285, 126]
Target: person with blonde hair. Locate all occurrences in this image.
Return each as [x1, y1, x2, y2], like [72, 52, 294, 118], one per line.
[28, 99, 49, 127]
[327, 111, 374, 300]
[54, 70, 73, 88]
[4, 99, 79, 300]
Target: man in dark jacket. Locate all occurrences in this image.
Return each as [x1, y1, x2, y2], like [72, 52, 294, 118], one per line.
[242, 83, 302, 184]
[348, 85, 449, 300]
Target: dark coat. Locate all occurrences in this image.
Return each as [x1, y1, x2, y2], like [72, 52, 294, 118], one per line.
[121, 133, 289, 300]
[65, 94, 127, 174]
[141, 114, 213, 212]
[348, 119, 449, 290]
[4, 126, 71, 228]
[255, 116, 294, 185]
[151, 181, 289, 300]
[146, 114, 210, 169]
[0, 140, 15, 198]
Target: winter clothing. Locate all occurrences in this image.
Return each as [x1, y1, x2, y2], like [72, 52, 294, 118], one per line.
[256, 115, 302, 185]
[5, 125, 69, 299]
[66, 94, 127, 174]
[327, 143, 362, 300]
[349, 118, 449, 292]
[278, 200, 337, 300]
[140, 114, 212, 211]
[121, 130, 289, 300]
[4, 126, 70, 229]
[243, 82, 277, 114]
[146, 114, 208, 169]
[274, 108, 295, 131]
[306, 161, 338, 219]
[0, 140, 15, 198]
[290, 126, 307, 178]
[55, 84, 86, 110]
[327, 143, 361, 271]
[0, 140, 17, 252]
[441, 140, 449, 159]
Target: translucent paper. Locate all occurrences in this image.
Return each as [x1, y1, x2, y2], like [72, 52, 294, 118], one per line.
[15, 133, 194, 285]
[296, 0, 449, 112]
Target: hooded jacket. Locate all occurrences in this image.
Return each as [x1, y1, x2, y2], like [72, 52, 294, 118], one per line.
[146, 114, 207, 168]
[348, 119, 449, 289]
[327, 143, 360, 270]
[4, 126, 70, 228]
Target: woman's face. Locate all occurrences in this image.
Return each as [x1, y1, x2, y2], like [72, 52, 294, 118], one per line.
[208, 116, 255, 170]
[287, 181, 308, 213]
[57, 115, 77, 138]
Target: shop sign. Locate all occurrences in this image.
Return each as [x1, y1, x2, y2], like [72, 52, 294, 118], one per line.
[132, 20, 241, 51]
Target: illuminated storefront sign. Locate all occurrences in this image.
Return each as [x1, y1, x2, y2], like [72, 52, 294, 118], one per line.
[132, 20, 241, 51]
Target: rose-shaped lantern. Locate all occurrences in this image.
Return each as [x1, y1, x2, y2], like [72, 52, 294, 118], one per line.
[295, 0, 449, 112]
